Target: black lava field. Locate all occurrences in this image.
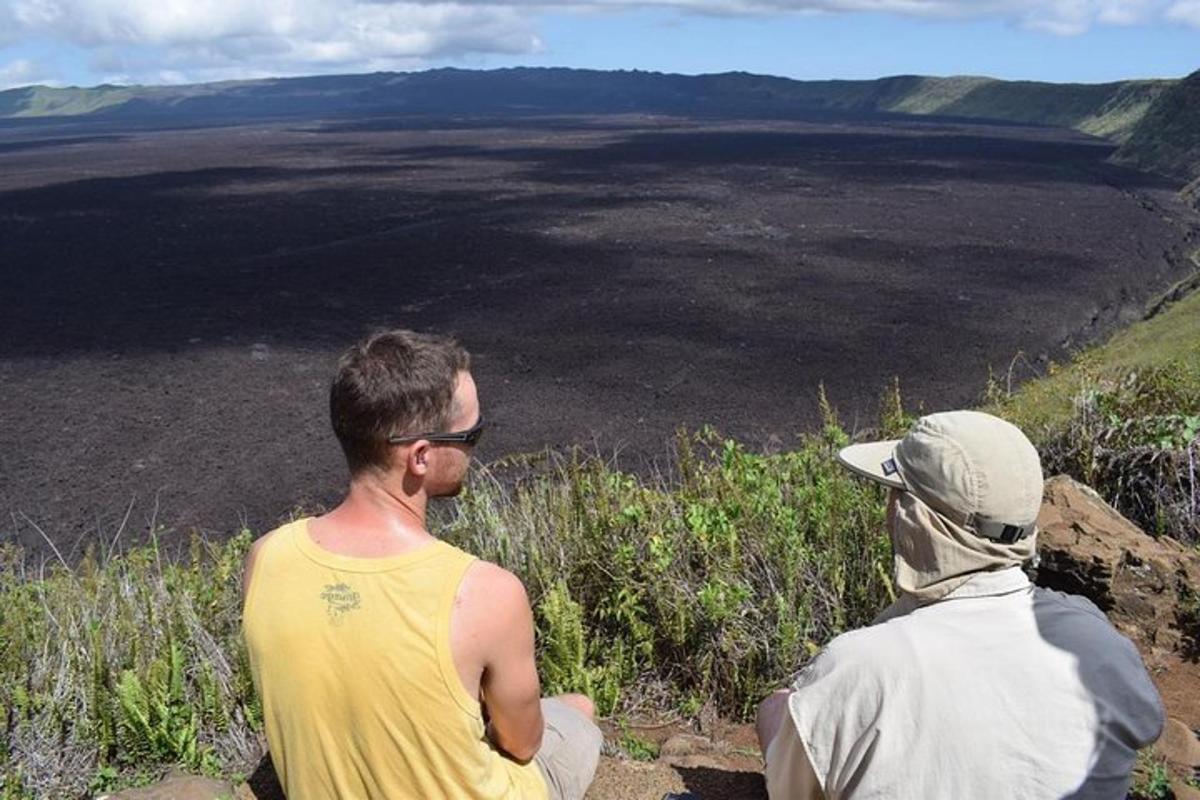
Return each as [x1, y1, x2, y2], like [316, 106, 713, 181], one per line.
[1, 111, 1196, 550]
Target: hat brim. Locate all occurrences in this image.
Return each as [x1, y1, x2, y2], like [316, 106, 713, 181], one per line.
[837, 440, 906, 489]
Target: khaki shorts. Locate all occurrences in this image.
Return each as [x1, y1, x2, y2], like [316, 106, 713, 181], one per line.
[533, 699, 603, 800]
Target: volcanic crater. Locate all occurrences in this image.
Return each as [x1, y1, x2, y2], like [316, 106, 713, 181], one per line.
[1, 110, 1196, 550]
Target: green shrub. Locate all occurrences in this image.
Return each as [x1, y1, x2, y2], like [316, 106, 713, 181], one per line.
[617, 727, 661, 762]
[0, 531, 260, 798]
[1031, 365, 1200, 542]
[1129, 749, 1174, 800]
[442, 423, 893, 718]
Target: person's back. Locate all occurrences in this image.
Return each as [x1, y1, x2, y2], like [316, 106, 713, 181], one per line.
[243, 519, 547, 798]
[757, 410, 1164, 800]
[783, 567, 1162, 799]
[243, 330, 602, 800]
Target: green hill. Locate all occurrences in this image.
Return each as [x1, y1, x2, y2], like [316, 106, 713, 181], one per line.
[1114, 69, 1200, 182]
[865, 75, 1170, 141]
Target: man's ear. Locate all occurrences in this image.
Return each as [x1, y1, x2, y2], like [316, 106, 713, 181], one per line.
[406, 441, 431, 476]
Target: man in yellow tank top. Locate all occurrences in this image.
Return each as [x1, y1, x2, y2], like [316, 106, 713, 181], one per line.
[242, 330, 603, 799]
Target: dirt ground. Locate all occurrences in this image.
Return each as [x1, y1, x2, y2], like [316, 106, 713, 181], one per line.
[234, 655, 1200, 800]
[1, 111, 1197, 553]
[588, 718, 767, 799]
[238, 717, 770, 800]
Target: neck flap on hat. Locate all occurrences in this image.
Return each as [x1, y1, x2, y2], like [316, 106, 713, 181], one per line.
[875, 490, 1037, 621]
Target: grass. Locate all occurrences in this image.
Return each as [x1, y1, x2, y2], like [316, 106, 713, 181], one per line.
[894, 78, 1172, 140]
[0, 532, 261, 798]
[616, 726, 661, 762]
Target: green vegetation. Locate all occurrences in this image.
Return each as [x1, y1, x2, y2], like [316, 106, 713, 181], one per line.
[880, 77, 1171, 142]
[0, 532, 261, 798]
[445, 413, 896, 720]
[989, 286, 1200, 434]
[1129, 750, 1174, 800]
[616, 725, 661, 762]
[986, 282, 1200, 542]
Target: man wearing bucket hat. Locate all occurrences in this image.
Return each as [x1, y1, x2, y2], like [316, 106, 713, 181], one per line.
[755, 410, 1164, 799]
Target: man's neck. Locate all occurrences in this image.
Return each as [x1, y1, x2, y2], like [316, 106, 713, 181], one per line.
[309, 473, 436, 557]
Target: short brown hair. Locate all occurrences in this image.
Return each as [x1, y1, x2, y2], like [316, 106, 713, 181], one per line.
[330, 329, 470, 474]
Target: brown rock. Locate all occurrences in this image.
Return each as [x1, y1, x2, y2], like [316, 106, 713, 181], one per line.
[98, 772, 235, 800]
[1156, 717, 1200, 769]
[660, 733, 715, 759]
[1034, 475, 1200, 652]
[1172, 779, 1200, 800]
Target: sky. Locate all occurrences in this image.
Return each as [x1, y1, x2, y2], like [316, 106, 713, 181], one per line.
[0, 0, 1197, 91]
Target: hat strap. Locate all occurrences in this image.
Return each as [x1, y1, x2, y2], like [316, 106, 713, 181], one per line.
[974, 519, 1034, 544]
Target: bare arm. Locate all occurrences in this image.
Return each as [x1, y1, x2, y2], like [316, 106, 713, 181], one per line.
[452, 562, 544, 762]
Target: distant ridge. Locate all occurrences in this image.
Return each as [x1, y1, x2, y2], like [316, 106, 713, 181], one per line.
[0, 68, 1173, 136]
[1, 66, 1196, 180]
[1114, 69, 1200, 182]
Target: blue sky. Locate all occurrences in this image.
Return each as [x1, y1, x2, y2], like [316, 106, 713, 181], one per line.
[1, 1, 1197, 90]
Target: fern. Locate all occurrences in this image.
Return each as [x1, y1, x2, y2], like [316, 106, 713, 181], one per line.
[114, 641, 211, 770]
[538, 581, 590, 698]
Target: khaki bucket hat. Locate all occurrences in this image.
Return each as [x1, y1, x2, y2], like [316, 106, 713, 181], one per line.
[837, 410, 1044, 543]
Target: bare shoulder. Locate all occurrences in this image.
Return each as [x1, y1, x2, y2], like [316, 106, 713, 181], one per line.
[460, 560, 529, 603]
[242, 526, 288, 596]
[457, 560, 532, 625]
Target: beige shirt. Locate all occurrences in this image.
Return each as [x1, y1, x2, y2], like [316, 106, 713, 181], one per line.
[766, 568, 1163, 800]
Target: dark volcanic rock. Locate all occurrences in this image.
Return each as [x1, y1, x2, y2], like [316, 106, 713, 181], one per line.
[0, 113, 1196, 551]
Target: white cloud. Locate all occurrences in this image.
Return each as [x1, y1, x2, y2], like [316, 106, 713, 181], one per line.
[1010, 0, 1161, 34]
[3, 0, 542, 84]
[522, 0, 1196, 30]
[0, 57, 54, 88]
[1165, 0, 1200, 25]
[0, 0, 1193, 86]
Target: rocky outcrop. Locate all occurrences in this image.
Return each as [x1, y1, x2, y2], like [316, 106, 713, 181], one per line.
[96, 771, 242, 800]
[1034, 474, 1200, 653]
[1035, 475, 1200, 797]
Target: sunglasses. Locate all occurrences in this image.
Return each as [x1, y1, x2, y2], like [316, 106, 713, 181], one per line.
[387, 415, 486, 447]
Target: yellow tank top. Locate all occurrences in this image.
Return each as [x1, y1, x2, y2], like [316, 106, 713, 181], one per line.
[243, 518, 549, 799]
